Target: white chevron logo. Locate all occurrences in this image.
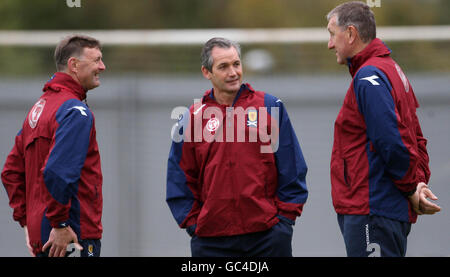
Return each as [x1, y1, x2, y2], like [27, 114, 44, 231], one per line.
[68, 106, 87, 116]
[360, 75, 380, 86]
[193, 104, 206, 115]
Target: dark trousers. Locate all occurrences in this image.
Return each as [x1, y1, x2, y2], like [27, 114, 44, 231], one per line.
[337, 214, 411, 257]
[190, 217, 294, 257]
[36, 239, 101, 257]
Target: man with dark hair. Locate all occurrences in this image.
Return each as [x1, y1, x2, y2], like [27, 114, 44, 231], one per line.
[166, 37, 308, 257]
[326, 1, 441, 257]
[1, 34, 105, 257]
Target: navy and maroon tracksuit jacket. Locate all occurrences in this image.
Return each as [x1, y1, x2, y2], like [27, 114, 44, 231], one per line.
[331, 38, 430, 223]
[2, 72, 103, 255]
[167, 83, 308, 237]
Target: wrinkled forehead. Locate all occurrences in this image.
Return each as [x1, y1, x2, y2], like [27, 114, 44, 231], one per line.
[211, 46, 240, 64]
[80, 46, 102, 59]
[327, 15, 338, 31]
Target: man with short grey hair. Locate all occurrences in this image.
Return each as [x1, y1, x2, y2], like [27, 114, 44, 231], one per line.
[166, 37, 308, 257]
[2, 34, 105, 257]
[326, 1, 440, 257]
[200, 37, 241, 72]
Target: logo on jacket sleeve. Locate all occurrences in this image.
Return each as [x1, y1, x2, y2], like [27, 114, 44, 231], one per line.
[68, 106, 88, 116]
[247, 109, 258, 127]
[394, 63, 410, 93]
[360, 75, 380, 86]
[28, 99, 46, 129]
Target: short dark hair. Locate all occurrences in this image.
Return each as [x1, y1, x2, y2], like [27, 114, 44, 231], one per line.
[201, 37, 241, 72]
[327, 1, 376, 43]
[54, 35, 102, 71]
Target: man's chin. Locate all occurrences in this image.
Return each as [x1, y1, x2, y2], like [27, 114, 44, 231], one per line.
[226, 83, 242, 92]
[92, 79, 101, 88]
[84, 82, 100, 91]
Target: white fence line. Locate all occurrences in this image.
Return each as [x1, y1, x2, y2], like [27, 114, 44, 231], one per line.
[0, 26, 449, 46]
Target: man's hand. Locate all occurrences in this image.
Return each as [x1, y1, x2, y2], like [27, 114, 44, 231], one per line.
[24, 226, 35, 257]
[409, 182, 441, 215]
[42, 226, 83, 257]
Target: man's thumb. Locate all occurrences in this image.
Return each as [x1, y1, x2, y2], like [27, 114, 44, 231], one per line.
[67, 226, 83, 251]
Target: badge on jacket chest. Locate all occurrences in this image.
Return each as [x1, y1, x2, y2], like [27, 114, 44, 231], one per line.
[206, 117, 220, 133]
[247, 109, 258, 127]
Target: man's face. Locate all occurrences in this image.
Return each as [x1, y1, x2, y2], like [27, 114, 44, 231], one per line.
[327, 15, 352, 65]
[202, 46, 243, 95]
[75, 47, 106, 91]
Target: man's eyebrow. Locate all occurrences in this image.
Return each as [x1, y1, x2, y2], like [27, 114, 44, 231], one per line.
[217, 62, 229, 67]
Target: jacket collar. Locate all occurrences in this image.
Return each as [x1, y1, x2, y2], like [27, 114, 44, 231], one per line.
[347, 38, 391, 77]
[43, 72, 87, 100]
[203, 83, 255, 106]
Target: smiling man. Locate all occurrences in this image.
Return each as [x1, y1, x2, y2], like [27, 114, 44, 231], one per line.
[200, 42, 243, 106]
[326, 1, 441, 257]
[166, 37, 308, 257]
[2, 35, 105, 257]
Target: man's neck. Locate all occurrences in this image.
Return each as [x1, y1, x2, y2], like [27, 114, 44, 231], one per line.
[213, 89, 238, 106]
[62, 70, 86, 91]
[349, 40, 371, 60]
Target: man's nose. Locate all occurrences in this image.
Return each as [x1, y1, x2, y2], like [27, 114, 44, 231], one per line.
[328, 39, 334, 50]
[99, 60, 106, 71]
[228, 66, 237, 76]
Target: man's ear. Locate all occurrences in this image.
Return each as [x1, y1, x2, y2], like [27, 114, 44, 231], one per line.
[347, 25, 359, 45]
[201, 66, 212, 80]
[67, 56, 78, 74]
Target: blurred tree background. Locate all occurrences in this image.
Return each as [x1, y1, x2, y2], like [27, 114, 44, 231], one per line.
[0, 0, 449, 76]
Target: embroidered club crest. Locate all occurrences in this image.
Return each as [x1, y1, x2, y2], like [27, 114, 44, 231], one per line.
[206, 117, 220, 133]
[28, 99, 46, 129]
[88, 244, 94, 256]
[247, 109, 257, 127]
[394, 63, 409, 93]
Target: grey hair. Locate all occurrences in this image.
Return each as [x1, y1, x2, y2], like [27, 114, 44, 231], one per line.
[326, 1, 376, 43]
[54, 34, 102, 71]
[201, 37, 241, 72]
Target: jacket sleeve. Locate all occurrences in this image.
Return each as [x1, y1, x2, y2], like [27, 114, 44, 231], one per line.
[1, 129, 27, 227]
[265, 94, 308, 221]
[43, 99, 92, 228]
[411, 95, 430, 184]
[354, 65, 418, 193]
[166, 109, 201, 231]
